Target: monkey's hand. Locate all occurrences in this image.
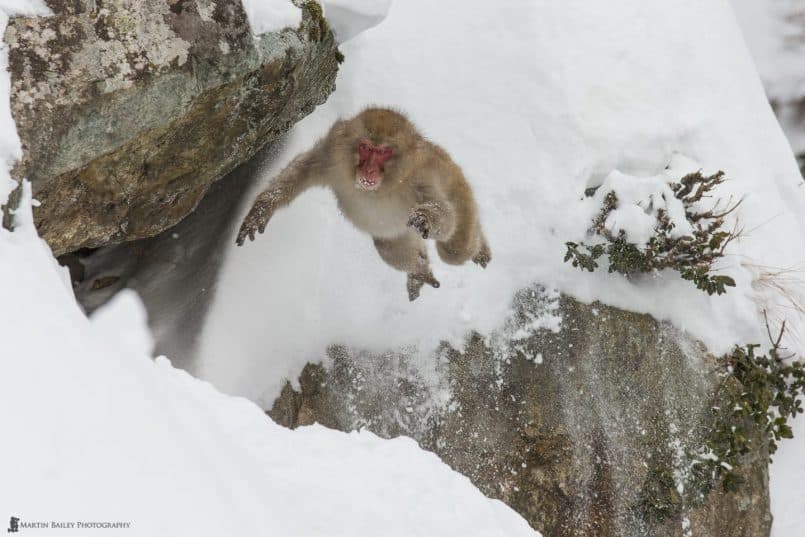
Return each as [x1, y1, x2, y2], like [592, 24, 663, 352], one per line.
[236, 198, 274, 246]
[408, 202, 455, 241]
[407, 205, 437, 240]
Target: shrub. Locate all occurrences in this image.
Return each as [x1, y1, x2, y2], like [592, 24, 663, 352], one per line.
[691, 321, 805, 495]
[565, 170, 741, 296]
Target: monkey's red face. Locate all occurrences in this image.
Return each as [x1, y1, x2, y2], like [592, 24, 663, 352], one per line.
[356, 139, 394, 191]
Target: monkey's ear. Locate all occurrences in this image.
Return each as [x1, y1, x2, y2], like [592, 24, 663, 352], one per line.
[328, 119, 350, 140]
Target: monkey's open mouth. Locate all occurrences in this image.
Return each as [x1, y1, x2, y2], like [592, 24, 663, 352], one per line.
[357, 174, 381, 190]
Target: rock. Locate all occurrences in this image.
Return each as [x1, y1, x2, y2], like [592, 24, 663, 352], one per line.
[69, 138, 276, 369]
[269, 287, 772, 537]
[4, 0, 340, 255]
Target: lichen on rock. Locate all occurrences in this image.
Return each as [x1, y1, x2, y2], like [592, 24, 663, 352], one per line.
[4, 0, 341, 255]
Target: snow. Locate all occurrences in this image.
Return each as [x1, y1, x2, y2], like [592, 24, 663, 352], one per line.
[731, 0, 805, 104]
[769, 413, 805, 537]
[322, 0, 391, 43]
[0, 5, 537, 537]
[200, 0, 805, 408]
[0, 0, 803, 534]
[730, 2, 805, 535]
[0, 222, 536, 536]
[590, 159, 700, 248]
[241, 0, 302, 36]
[0, 231, 536, 536]
[732, 0, 805, 157]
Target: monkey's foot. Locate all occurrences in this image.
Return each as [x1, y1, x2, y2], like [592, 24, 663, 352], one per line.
[472, 243, 492, 268]
[236, 201, 272, 246]
[407, 272, 440, 301]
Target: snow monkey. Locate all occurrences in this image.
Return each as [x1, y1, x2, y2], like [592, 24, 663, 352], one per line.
[236, 107, 491, 301]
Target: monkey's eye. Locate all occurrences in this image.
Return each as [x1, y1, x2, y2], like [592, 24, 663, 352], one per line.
[382, 147, 393, 157]
[358, 141, 370, 152]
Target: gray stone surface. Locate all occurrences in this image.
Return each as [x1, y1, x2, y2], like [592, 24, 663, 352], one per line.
[270, 288, 772, 537]
[4, 0, 339, 255]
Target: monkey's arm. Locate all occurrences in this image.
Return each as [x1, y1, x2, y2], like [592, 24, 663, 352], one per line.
[407, 166, 491, 268]
[236, 144, 326, 246]
[405, 157, 473, 243]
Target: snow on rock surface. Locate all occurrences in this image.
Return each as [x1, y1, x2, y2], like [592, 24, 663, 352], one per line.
[241, 0, 302, 36]
[322, 0, 391, 43]
[0, 6, 537, 537]
[201, 0, 805, 406]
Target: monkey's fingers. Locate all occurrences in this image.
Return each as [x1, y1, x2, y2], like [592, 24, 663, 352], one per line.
[236, 220, 257, 246]
[235, 228, 246, 246]
[423, 272, 440, 289]
[407, 272, 440, 301]
[236, 204, 272, 246]
[235, 224, 248, 246]
[407, 213, 430, 239]
[473, 252, 490, 268]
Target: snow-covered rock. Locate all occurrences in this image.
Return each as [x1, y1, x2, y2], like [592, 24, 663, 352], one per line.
[270, 290, 772, 537]
[241, 0, 302, 35]
[3, 0, 338, 255]
[322, 0, 391, 43]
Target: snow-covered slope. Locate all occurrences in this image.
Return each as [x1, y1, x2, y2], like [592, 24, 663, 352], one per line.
[732, 0, 805, 156]
[731, 0, 805, 103]
[0, 223, 535, 536]
[730, 2, 805, 535]
[201, 0, 805, 406]
[0, 4, 537, 536]
[0, 217, 536, 536]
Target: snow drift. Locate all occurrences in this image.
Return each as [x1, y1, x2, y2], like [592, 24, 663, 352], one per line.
[0, 221, 536, 536]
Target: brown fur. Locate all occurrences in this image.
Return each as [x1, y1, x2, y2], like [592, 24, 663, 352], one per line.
[237, 107, 491, 300]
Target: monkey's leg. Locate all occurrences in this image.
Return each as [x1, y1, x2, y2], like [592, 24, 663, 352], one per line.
[436, 218, 487, 267]
[408, 201, 491, 268]
[373, 234, 440, 301]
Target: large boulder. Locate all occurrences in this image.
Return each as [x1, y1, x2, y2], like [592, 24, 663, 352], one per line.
[4, 0, 339, 255]
[270, 287, 772, 537]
